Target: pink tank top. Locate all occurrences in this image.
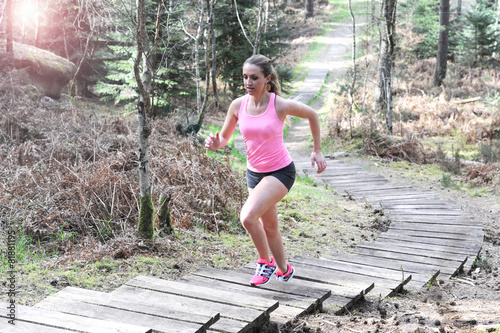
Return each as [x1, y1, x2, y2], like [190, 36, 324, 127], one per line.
[238, 93, 293, 172]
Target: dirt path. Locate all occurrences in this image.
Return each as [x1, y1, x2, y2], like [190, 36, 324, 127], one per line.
[282, 11, 500, 333]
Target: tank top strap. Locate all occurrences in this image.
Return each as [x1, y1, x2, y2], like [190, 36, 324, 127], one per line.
[237, 94, 249, 119]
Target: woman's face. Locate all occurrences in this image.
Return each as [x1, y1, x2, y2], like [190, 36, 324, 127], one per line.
[243, 64, 271, 96]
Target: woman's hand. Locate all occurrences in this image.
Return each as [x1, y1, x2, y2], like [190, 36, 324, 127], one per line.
[311, 151, 327, 174]
[205, 131, 221, 151]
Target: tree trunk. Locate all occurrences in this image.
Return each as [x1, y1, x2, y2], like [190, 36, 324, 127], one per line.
[433, 0, 450, 87]
[135, 0, 154, 241]
[6, 0, 13, 53]
[253, 0, 265, 54]
[457, 0, 462, 17]
[348, 0, 357, 139]
[209, 0, 219, 107]
[157, 194, 173, 235]
[305, 0, 314, 19]
[374, 0, 397, 134]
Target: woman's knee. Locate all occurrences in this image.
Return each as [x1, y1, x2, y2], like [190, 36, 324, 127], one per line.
[240, 209, 258, 230]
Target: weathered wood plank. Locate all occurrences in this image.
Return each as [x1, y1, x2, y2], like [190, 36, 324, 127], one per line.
[347, 185, 414, 193]
[111, 285, 265, 333]
[388, 222, 483, 235]
[376, 197, 446, 205]
[291, 256, 433, 285]
[374, 237, 479, 257]
[387, 215, 481, 226]
[50, 286, 220, 330]
[387, 209, 473, 216]
[280, 260, 411, 298]
[355, 190, 438, 199]
[0, 320, 72, 333]
[36, 296, 205, 333]
[358, 241, 469, 263]
[353, 247, 467, 274]
[383, 203, 461, 210]
[324, 176, 388, 184]
[1, 302, 152, 333]
[382, 227, 484, 242]
[326, 253, 449, 278]
[125, 275, 278, 313]
[180, 275, 305, 324]
[377, 232, 483, 256]
[193, 266, 331, 303]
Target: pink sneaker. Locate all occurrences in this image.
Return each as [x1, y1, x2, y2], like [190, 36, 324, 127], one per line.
[276, 262, 295, 282]
[249, 257, 276, 287]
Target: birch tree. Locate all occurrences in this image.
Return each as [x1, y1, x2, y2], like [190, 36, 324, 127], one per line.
[134, 0, 155, 240]
[374, 0, 397, 134]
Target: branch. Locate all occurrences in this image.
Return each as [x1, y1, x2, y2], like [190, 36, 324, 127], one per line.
[233, 0, 254, 49]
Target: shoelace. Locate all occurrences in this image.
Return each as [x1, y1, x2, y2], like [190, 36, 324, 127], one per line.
[255, 263, 274, 277]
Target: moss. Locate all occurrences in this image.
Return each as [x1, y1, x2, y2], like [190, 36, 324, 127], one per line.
[137, 194, 155, 240]
[157, 194, 173, 235]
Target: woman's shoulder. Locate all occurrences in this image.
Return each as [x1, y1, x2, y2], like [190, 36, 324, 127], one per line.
[228, 95, 247, 117]
[274, 95, 297, 111]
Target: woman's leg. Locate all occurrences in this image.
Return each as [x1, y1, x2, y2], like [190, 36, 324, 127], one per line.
[259, 203, 288, 274]
[240, 176, 289, 273]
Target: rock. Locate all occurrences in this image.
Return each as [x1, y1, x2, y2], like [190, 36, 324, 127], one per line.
[9, 42, 76, 99]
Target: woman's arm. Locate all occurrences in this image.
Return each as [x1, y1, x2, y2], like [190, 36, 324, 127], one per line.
[205, 99, 240, 151]
[276, 97, 327, 173]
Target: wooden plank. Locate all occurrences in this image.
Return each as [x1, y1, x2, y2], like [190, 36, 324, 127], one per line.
[387, 215, 481, 226]
[358, 241, 469, 263]
[291, 256, 433, 285]
[50, 286, 220, 331]
[388, 222, 483, 235]
[278, 260, 411, 298]
[376, 236, 481, 257]
[326, 253, 450, 278]
[324, 176, 388, 184]
[387, 209, 473, 216]
[383, 227, 484, 241]
[386, 214, 478, 223]
[36, 296, 206, 333]
[376, 197, 446, 205]
[110, 285, 265, 333]
[182, 272, 359, 309]
[0, 320, 74, 333]
[347, 185, 414, 193]
[383, 203, 461, 210]
[192, 266, 331, 303]
[356, 190, 438, 199]
[1, 302, 152, 333]
[238, 265, 365, 306]
[180, 275, 305, 323]
[328, 180, 392, 189]
[352, 194, 442, 203]
[353, 247, 467, 274]
[126, 275, 278, 313]
[378, 232, 483, 255]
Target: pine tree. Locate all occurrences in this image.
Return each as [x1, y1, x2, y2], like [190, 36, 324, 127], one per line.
[457, 0, 499, 66]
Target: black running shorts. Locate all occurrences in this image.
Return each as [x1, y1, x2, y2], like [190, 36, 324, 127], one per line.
[246, 161, 296, 192]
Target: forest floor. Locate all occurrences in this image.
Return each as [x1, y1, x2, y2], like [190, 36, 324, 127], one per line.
[276, 4, 500, 333]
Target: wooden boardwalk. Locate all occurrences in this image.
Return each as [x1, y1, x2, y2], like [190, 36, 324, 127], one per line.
[1, 159, 484, 332]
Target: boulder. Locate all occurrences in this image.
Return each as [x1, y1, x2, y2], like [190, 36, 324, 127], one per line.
[5, 42, 76, 99]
